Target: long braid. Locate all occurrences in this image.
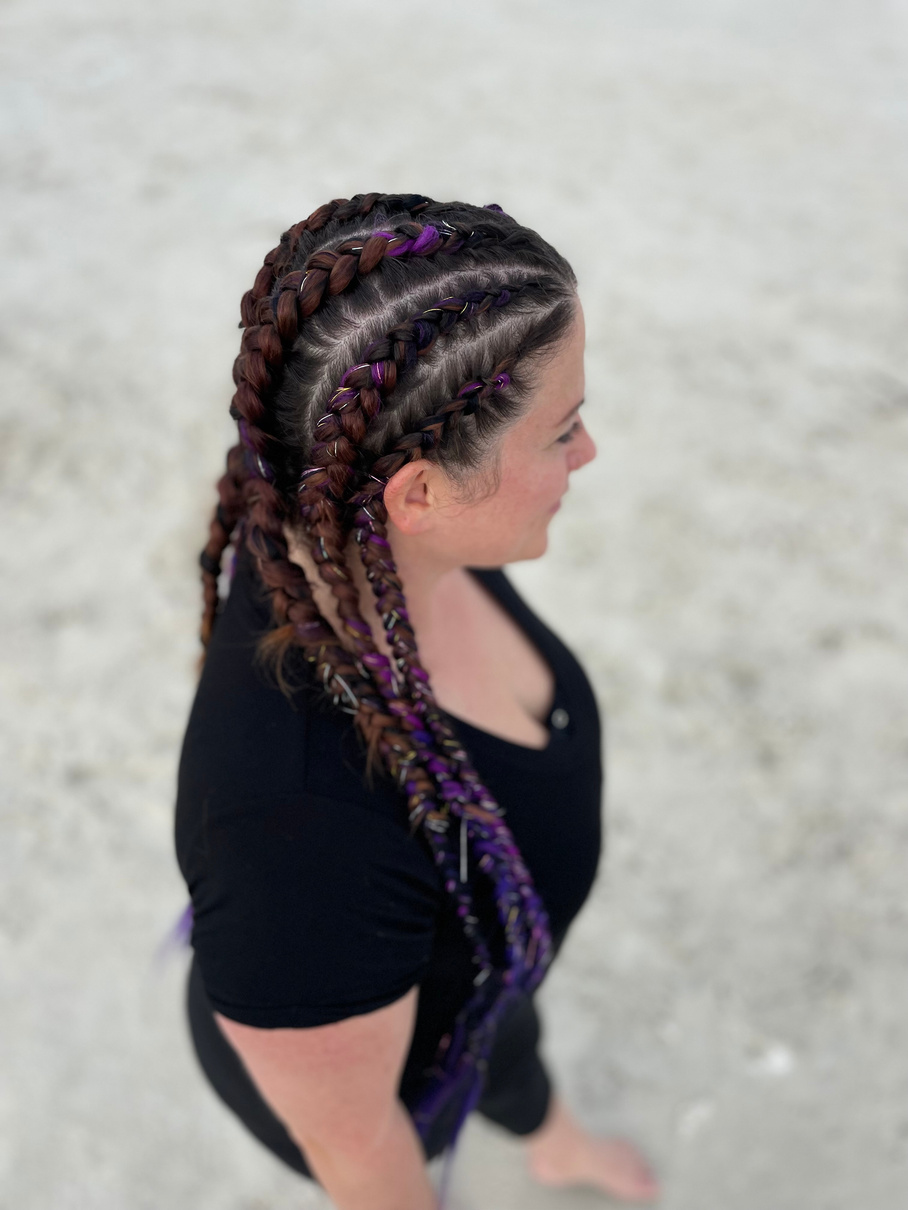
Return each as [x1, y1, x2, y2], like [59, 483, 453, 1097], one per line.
[225, 203, 521, 779]
[198, 196, 577, 1180]
[200, 192, 436, 647]
[297, 289, 556, 1143]
[223, 205, 530, 764]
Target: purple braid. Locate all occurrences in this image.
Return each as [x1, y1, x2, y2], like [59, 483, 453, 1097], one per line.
[295, 285, 556, 1153]
[197, 195, 578, 1199]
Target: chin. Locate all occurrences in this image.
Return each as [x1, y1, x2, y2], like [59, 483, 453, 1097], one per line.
[469, 520, 550, 568]
[508, 529, 549, 564]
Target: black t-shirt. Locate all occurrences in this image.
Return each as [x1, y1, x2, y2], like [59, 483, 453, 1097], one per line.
[175, 545, 604, 1107]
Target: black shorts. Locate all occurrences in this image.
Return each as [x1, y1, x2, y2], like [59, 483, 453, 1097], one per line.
[186, 953, 552, 1179]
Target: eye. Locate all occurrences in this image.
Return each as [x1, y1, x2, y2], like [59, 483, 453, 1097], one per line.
[555, 420, 582, 445]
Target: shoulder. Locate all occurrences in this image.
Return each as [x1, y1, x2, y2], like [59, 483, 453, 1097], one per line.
[178, 770, 442, 1028]
[175, 551, 445, 1027]
[186, 784, 443, 1027]
[177, 544, 403, 824]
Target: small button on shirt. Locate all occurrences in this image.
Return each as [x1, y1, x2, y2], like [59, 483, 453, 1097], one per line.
[550, 707, 570, 730]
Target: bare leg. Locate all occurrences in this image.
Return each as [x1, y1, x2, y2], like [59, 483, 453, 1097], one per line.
[524, 1093, 660, 1202]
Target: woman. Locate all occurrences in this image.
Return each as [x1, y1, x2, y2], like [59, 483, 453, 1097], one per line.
[175, 192, 659, 1209]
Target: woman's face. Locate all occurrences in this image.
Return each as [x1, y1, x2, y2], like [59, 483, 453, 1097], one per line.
[386, 298, 596, 569]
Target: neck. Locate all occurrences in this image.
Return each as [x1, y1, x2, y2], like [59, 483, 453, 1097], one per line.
[346, 522, 462, 661]
[285, 522, 462, 667]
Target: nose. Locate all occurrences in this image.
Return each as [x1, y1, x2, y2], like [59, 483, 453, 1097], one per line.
[567, 424, 597, 472]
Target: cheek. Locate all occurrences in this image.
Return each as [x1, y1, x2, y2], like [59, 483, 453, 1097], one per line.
[488, 461, 563, 529]
[444, 450, 565, 561]
[529, 458, 567, 507]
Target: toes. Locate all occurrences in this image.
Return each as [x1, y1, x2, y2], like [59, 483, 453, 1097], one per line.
[592, 1139, 660, 1200]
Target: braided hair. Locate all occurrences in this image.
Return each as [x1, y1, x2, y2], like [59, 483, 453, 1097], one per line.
[199, 192, 578, 1163]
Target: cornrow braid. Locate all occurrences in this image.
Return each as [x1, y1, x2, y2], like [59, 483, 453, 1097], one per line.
[201, 191, 437, 644]
[289, 286, 556, 1152]
[239, 192, 433, 327]
[197, 194, 578, 1194]
[214, 209, 537, 736]
[233, 220, 530, 487]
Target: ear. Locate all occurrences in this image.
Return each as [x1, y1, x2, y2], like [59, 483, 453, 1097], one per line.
[383, 458, 444, 535]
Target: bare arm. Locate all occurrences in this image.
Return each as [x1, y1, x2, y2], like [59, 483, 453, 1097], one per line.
[215, 985, 437, 1210]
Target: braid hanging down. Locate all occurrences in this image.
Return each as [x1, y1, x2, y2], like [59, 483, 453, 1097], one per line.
[197, 192, 578, 1180]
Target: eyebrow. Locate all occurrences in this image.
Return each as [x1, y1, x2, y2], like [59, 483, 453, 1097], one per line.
[554, 397, 585, 429]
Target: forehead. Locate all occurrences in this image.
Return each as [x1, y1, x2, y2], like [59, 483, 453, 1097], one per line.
[521, 302, 586, 429]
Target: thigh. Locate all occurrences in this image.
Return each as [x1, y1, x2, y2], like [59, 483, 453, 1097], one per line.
[476, 992, 552, 1136]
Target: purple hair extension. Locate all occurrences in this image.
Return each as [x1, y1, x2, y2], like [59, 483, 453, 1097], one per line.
[298, 288, 555, 1187]
[237, 417, 275, 482]
[193, 198, 580, 1207]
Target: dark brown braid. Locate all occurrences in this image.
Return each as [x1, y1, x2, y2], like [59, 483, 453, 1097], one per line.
[199, 193, 435, 643]
[197, 194, 577, 1174]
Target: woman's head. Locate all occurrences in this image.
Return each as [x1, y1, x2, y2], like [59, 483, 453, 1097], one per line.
[379, 298, 593, 572]
[199, 192, 585, 1152]
[258, 198, 580, 483]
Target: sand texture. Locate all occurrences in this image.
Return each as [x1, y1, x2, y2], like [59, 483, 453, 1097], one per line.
[1, 1, 907, 1206]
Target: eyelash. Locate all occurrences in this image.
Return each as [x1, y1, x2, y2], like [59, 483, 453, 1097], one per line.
[556, 420, 582, 445]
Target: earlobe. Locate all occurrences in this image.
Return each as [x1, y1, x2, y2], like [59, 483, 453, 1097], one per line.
[383, 460, 436, 535]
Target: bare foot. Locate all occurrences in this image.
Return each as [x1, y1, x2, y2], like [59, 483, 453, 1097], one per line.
[525, 1094, 660, 1203]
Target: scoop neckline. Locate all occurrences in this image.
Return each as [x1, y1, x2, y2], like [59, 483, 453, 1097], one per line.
[237, 549, 575, 763]
[435, 568, 574, 765]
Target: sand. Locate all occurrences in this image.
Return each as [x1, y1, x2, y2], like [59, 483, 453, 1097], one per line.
[2, 1, 907, 1206]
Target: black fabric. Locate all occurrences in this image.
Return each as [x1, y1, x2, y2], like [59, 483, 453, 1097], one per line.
[187, 951, 552, 1180]
[174, 543, 603, 1158]
[187, 954, 312, 1174]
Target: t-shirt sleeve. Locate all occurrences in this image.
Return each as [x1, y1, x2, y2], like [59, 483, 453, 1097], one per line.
[187, 790, 441, 1028]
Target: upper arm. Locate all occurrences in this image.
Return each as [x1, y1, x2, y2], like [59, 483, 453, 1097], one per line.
[215, 983, 420, 1156]
[179, 778, 440, 1154]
